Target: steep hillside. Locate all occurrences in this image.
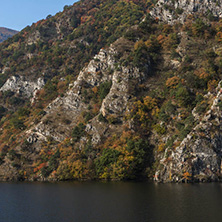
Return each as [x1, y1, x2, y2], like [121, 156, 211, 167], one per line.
[0, 0, 222, 182]
[0, 27, 18, 43]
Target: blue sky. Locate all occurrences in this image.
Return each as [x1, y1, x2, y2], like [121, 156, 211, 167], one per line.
[0, 0, 78, 31]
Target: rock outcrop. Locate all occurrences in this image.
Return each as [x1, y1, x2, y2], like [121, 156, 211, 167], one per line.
[155, 82, 222, 182]
[0, 75, 45, 100]
[25, 38, 151, 147]
[150, 0, 222, 24]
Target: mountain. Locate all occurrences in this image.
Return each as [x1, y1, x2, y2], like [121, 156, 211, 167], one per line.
[0, 0, 222, 182]
[0, 27, 18, 43]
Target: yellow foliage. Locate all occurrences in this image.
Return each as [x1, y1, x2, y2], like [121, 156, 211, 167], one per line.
[134, 40, 145, 51]
[157, 143, 165, 153]
[100, 167, 109, 179]
[71, 160, 88, 179]
[132, 96, 159, 128]
[145, 39, 152, 48]
[6, 42, 19, 50]
[143, 96, 157, 109]
[110, 162, 126, 180]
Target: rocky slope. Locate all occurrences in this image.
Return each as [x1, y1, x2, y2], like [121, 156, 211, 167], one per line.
[150, 0, 222, 24]
[155, 82, 222, 182]
[0, 0, 222, 182]
[26, 38, 149, 145]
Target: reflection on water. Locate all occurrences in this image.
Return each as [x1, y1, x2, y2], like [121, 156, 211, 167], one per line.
[0, 181, 221, 222]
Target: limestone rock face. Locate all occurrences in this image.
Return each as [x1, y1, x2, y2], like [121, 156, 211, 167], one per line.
[27, 30, 41, 45]
[26, 38, 151, 146]
[150, 0, 222, 24]
[155, 82, 222, 182]
[0, 75, 45, 99]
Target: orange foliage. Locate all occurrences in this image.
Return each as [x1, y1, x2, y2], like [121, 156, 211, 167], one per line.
[81, 16, 91, 24]
[36, 88, 46, 98]
[34, 162, 47, 173]
[216, 32, 222, 42]
[194, 68, 210, 79]
[92, 103, 100, 114]
[57, 81, 66, 90]
[97, 35, 102, 43]
[57, 81, 67, 94]
[166, 76, 180, 88]
[156, 35, 165, 44]
[183, 171, 191, 180]
[92, 86, 98, 94]
[35, 20, 45, 27]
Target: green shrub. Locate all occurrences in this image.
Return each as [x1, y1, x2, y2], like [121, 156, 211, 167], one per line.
[9, 97, 24, 106]
[153, 124, 166, 135]
[41, 166, 50, 177]
[175, 7, 184, 15]
[98, 81, 112, 100]
[0, 106, 6, 118]
[192, 19, 208, 37]
[83, 112, 93, 122]
[48, 150, 60, 172]
[0, 74, 8, 88]
[11, 118, 25, 130]
[196, 101, 208, 114]
[95, 148, 121, 176]
[217, 101, 222, 110]
[175, 87, 192, 107]
[8, 149, 19, 161]
[72, 123, 86, 142]
[17, 108, 30, 117]
[2, 90, 14, 99]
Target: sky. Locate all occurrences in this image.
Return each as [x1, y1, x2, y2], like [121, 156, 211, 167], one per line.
[0, 0, 79, 31]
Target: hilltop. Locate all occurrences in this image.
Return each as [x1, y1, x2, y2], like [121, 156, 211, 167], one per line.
[0, 27, 18, 43]
[0, 0, 222, 182]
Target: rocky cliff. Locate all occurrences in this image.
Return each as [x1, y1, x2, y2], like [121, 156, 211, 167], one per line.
[155, 82, 222, 182]
[26, 38, 149, 144]
[150, 0, 222, 24]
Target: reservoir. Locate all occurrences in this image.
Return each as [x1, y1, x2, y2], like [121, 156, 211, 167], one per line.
[0, 181, 221, 222]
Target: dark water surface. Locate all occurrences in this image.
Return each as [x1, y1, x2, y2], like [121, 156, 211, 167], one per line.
[0, 181, 221, 222]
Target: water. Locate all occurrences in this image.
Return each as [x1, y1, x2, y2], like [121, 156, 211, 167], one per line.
[0, 181, 221, 222]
